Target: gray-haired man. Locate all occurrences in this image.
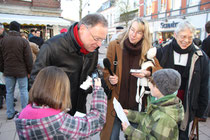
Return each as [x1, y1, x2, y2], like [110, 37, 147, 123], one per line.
[29, 13, 108, 116]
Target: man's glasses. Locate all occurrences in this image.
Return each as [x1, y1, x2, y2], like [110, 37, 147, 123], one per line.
[84, 24, 105, 43]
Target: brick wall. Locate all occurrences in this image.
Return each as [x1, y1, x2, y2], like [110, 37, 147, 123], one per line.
[152, 0, 158, 19]
[139, 0, 144, 17]
[200, 0, 210, 10]
[181, 0, 187, 14]
[32, 0, 60, 8]
[0, 0, 32, 6]
[0, 0, 60, 8]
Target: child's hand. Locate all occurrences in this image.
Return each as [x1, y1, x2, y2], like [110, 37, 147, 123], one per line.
[93, 78, 101, 87]
[123, 109, 129, 116]
[121, 122, 128, 131]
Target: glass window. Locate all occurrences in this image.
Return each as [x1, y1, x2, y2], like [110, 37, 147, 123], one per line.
[146, 0, 153, 15]
[172, 0, 181, 10]
[188, 0, 200, 6]
[160, 0, 167, 12]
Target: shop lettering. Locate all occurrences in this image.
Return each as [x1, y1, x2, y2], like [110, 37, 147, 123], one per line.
[161, 21, 179, 28]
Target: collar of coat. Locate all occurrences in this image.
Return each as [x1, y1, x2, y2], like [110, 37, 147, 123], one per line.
[73, 24, 89, 55]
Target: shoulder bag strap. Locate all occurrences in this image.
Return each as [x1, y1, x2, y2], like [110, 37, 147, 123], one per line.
[113, 46, 118, 74]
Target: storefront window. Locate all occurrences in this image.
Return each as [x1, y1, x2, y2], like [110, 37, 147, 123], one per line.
[188, 0, 200, 6]
[195, 28, 201, 38]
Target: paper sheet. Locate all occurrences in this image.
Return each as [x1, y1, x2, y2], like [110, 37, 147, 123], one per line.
[74, 111, 86, 117]
[113, 97, 130, 125]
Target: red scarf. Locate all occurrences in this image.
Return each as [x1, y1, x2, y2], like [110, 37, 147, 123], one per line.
[73, 25, 89, 55]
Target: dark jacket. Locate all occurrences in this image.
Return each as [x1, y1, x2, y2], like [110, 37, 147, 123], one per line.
[0, 31, 33, 77]
[29, 22, 98, 115]
[0, 31, 7, 41]
[201, 35, 210, 58]
[29, 36, 44, 48]
[156, 41, 209, 130]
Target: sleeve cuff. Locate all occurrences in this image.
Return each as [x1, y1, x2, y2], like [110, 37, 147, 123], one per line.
[124, 125, 135, 136]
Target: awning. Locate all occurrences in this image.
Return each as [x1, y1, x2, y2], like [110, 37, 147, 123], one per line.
[0, 13, 71, 26]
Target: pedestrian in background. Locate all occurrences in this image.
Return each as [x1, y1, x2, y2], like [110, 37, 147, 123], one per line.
[20, 32, 40, 63]
[202, 21, 210, 58]
[0, 23, 7, 109]
[100, 17, 161, 140]
[0, 23, 7, 40]
[29, 13, 108, 116]
[29, 30, 44, 48]
[156, 21, 209, 139]
[0, 21, 33, 120]
[60, 28, 67, 34]
[110, 26, 124, 41]
[199, 20, 210, 122]
[28, 29, 36, 40]
[15, 66, 107, 139]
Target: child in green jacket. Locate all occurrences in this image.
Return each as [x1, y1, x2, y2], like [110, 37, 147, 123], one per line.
[122, 69, 184, 140]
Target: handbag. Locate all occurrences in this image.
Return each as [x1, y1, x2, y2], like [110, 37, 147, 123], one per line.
[189, 117, 199, 140]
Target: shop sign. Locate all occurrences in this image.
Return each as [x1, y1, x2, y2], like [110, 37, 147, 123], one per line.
[160, 21, 179, 28]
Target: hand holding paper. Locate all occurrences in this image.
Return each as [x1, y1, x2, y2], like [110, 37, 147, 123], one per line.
[113, 97, 130, 125]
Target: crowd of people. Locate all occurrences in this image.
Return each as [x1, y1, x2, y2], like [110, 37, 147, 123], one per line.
[0, 13, 209, 140]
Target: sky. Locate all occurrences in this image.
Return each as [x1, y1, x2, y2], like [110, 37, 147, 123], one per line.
[61, 0, 103, 21]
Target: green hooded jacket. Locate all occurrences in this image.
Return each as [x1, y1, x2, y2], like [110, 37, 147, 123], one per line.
[124, 94, 184, 140]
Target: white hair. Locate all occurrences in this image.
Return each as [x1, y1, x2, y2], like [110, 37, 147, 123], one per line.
[174, 21, 195, 35]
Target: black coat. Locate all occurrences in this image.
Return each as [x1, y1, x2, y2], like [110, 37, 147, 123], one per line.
[0, 31, 33, 77]
[202, 35, 210, 58]
[29, 23, 98, 115]
[156, 42, 209, 124]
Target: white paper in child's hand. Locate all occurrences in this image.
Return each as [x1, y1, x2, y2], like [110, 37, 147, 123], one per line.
[74, 111, 86, 117]
[80, 76, 92, 90]
[113, 97, 130, 125]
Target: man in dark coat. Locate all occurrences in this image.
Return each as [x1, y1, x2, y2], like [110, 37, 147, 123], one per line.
[202, 21, 210, 58]
[0, 21, 33, 120]
[29, 30, 44, 48]
[156, 21, 209, 139]
[29, 13, 108, 116]
[0, 23, 7, 109]
[200, 21, 210, 121]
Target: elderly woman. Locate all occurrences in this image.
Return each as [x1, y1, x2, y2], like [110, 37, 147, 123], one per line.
[100, 18, 161, 140]
[156, 21, 209, 139]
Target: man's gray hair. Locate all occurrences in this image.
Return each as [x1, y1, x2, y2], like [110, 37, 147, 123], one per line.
[0, 23, 4, 29]
[174, 21, 195, 35]
[78, 13, 108, 28]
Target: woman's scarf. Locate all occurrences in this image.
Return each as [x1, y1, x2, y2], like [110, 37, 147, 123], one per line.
[118, 38, 142, 110]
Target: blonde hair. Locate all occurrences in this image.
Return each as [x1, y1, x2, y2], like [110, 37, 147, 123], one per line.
[119, 17, 152, 65]
[29, 66, 71, 111]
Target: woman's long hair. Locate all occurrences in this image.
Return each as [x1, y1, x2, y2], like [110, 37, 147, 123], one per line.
[118, 17, 152, 65]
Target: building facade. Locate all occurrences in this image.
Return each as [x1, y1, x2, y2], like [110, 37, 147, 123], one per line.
[98, 0, 139, 44]
[0, 0, 71, 39]
[139, 0, 210, 42]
